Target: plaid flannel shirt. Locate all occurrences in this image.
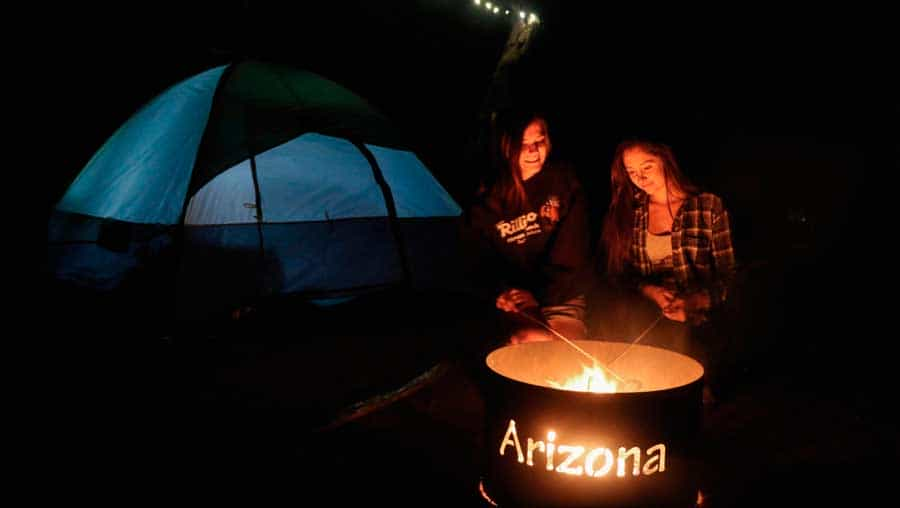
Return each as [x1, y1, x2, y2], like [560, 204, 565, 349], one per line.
[630, 192, 736, 306]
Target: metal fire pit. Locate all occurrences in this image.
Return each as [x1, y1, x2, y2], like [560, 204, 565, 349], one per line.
[481, 340, 705, 508]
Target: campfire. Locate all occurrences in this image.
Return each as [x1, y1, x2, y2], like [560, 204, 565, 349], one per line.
[481, 340, 705, 507]
[546, 363, 618, 393]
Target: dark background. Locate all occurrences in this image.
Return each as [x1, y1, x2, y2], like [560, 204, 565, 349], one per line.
[47, 1, 892, 257]
[39, 1, 895, 505]
[45, 0, 893, 349]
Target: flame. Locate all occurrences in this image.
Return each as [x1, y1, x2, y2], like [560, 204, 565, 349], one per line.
[547, 364, 618, 393]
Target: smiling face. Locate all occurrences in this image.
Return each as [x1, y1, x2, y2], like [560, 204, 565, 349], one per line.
[623, 146, 666, 196]
[518, 119, 550, 180]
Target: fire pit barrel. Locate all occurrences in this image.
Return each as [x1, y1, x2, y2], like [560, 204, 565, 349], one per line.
[481, 340, 705, 508]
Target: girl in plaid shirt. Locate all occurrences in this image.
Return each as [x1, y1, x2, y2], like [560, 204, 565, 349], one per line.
[597, 139, 737, 402]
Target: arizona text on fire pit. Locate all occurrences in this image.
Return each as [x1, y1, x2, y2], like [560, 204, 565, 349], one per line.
[481, 340, 704, 507]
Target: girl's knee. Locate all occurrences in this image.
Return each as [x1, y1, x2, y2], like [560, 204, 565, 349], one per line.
[508, 327, 554, 345]
[546, 316, 587, 341]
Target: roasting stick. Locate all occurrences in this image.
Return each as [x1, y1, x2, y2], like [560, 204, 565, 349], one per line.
[606, 313, 664, 368]
[513, 310, 629, 387]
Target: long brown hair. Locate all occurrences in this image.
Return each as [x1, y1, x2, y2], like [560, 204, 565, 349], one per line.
[600, 139, 698, 276]
[483, 110, 552, 213]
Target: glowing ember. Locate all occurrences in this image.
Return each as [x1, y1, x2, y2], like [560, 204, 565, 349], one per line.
[478, 479, 498, 506]
[547, 363, 617, 393]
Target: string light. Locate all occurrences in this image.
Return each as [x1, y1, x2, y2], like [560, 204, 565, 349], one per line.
[472, 0, 539, 24]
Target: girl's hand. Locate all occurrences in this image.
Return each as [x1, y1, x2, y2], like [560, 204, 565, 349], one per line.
[496, 288, 539, 313]
[641, 284, 675, 312]
[662, 297, 687, 322]
[664, 290, 711, 324]
[683, 290, 712, 325]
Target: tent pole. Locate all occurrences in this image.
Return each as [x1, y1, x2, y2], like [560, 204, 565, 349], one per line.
[353, 140, 412, 289]
[248, 152, 265, 256]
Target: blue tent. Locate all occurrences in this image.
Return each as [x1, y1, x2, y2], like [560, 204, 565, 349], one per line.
[47, 60, 463, 319]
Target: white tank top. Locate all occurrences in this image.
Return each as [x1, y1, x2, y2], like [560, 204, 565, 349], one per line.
[645, 230, 673, 273]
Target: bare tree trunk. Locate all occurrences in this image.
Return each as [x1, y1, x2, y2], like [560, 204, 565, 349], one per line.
[464, 19, 541, 199]
[483, 18, 540, 115]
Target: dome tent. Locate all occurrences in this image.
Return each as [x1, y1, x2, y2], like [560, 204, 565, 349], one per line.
[47, 60, 463, 321]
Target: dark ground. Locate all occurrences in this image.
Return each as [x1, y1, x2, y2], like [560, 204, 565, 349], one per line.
[40, 257, 896, 506]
